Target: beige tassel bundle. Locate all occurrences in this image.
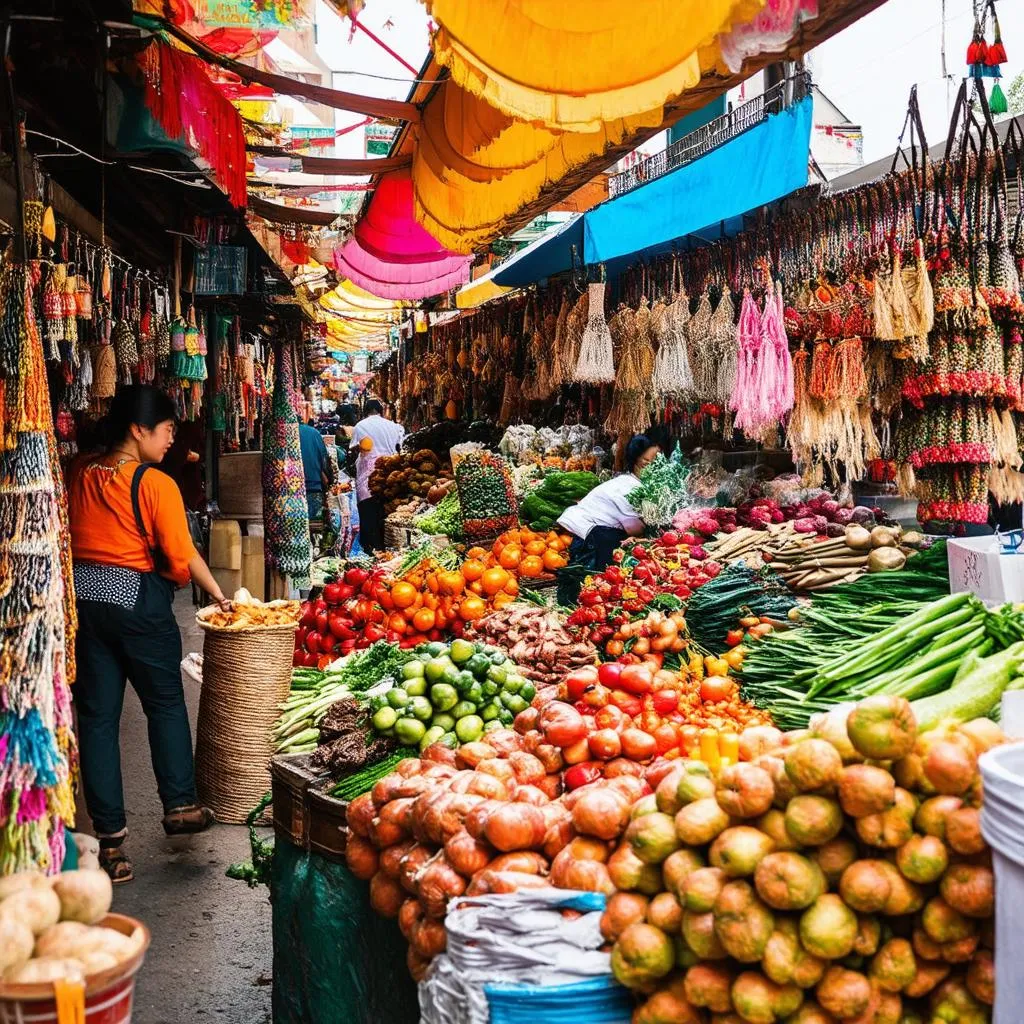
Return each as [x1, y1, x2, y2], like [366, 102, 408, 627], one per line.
[574, 282, 615, 383]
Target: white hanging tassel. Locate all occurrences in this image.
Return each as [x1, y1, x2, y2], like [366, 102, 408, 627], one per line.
[653, 289, 695, 398]
[574, 282, 615, 383]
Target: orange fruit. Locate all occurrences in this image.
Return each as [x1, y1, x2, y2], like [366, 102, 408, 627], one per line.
[426, 573, 440, 594]
[412, 607, 436, 632]
[543, 549, 565, 571]
[460, 595, 486, 621]
[492, 592, 516, 610]
[481, 567, 510, 596]
[504, 576, 519, 596]
[519, 555, 544, 578]
[469, 580, 485, 596]
[466, 546, 487, 560]
[525, 540, 547, 556]
[391, 581, 417, 609]
[438, 570, 465, 596]
[498, 545, 522, 570]
[388, 612, 408, 635]
[462, 558, 485, 582]
[423, 593, 439, 611]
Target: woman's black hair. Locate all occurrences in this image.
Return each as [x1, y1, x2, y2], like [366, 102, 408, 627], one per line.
[338, 403, 359, 427]
[98, 385, 176, 450]
[363, 399, 383, 416]
[625, 434, 657, 473]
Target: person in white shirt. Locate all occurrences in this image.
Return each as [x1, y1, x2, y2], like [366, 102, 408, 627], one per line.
[351, 399, 405, 553]
[556, 435, 659, 574]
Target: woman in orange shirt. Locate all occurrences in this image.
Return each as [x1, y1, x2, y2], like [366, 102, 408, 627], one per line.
[69, 386, 229, 883]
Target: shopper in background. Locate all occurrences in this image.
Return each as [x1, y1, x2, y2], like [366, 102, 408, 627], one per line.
[68, 385, 226, 883]
[557, 433, 659, 573]
[299, 419, 336, 519]
[351, 399, 405, 553]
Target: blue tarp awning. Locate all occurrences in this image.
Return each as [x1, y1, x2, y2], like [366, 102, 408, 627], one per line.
[491, 214, 584, 287]
[583, 95, 813, 264]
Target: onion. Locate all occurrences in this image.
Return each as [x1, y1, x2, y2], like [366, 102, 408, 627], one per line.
[537, 775, 563, 800]
[869, 547, 907, 572]
[607, 775, 650, 804]
[0, 885, 61, 935]
[845, 525, 872, 551]
[508, 752, 546, 786]
[488, 851, 548, 875]
[464, 799, 501, 840]
[345, 835, 380, 880]
[417, 855, 466, 918]
[455, 742, 497, 769]
[51, 870, 112, 926]
[395, 758, 423, 778]
[407, 947, 431, 982]
[534, 744, 565, 775]
[483, 729, 522, 757]
[475, 759, 516, 785]
[422, 743, 458, 766]
[398, 898, 423, 940]
[544, 819, 576, 860]
[398, 844, 433, 895]
[513, 785, 549, 806]
[466, 870, 551, 896]
[370, 798, 414, 847]
[556, 858, 615, 894]
[484, 803, 547, 852]
[410, 917, 447, 959]
[371, 774, 405, 809]
[0, 916, 33, 974]
[870, 525, 899, 548]
[393, 776, 436, 800]
[445, 830, 495, 878]
[562, 836, 611, 863]
[346, 793, 376, 838]
[572, 787, 631, 841]
[422, 764, 457, 781]
[379, 840, 416, 880]
[420, 793, 458, 845]
[603, 758, 645, 780]
[446, 770, 477, 794]
[439, 794, 485, 842]
[466, 773, 509, 800]
[369, 872, 404, 917]
[514, 707, 540, 734]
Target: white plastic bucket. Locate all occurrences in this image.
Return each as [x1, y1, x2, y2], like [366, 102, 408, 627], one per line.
[980, 742, 1024, 1024]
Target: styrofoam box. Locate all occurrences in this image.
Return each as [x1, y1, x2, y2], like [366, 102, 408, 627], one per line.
[947, 536, 1024, 604]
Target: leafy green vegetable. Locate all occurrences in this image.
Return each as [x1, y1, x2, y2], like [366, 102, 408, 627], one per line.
[330, 749, 417, 800]
[628, 444, 691, 527]
[416, 490, 463, 537]
[521, 470, 599, 531]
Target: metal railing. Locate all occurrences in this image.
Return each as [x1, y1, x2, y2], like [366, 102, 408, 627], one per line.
[608, 72, 812, 199]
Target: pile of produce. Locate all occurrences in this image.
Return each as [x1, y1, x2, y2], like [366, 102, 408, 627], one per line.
[455, 450, 520, 540]
[740, 591, 1024, 729]
[519, 470, 599, 531]
[468, 605, 597, 687]
[199, 594, 300, 630]
[628, 445, 692, 527]
[0, 868, 142, 984]
[674, 497, 892, 541]
[370, 449, 453, 515]
[312, 697, 403, 776]
[541, 660, 772, 781]
[484, 527, 571, 579]
[605, 697, 998, 1024]
[415, 490, 462, 538]
[403, 419, 501, 459]
[366, 638, 536, 751]
[276, 641, 412, 753]
[683, 564, 797, 652]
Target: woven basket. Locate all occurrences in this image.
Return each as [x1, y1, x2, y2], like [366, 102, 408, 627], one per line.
[194, 617, 296, 824]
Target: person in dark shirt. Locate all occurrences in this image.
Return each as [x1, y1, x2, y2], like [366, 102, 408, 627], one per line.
[299, 421, 335, 515]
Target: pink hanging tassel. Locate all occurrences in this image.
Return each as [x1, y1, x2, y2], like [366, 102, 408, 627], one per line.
[730, 289, 762, 423]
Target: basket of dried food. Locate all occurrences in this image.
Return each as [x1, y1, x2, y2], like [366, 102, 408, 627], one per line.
[195, 592, 300, 823]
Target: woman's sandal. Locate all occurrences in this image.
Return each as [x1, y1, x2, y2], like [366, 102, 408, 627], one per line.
[162, 804, 215, 836]
[98, 837, 134, 884]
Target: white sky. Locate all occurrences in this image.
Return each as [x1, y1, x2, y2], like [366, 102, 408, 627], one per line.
[810, 0, 1024, 163]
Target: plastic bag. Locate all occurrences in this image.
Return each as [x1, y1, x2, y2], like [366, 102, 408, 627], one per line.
[419, 890, 628, 1024]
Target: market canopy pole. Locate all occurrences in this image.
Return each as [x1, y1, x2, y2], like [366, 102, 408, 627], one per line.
[247, 145, 412, 175]
[134, 13, 422, 124]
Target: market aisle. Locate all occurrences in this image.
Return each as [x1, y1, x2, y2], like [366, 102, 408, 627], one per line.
[77, 592, 273, 1024]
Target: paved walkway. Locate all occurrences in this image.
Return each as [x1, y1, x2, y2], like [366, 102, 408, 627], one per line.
[75, 592, 273, 1024]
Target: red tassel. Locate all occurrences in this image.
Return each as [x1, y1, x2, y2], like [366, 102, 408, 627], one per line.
[967, 38, 988, 65]
[987, 40, 1007, 65]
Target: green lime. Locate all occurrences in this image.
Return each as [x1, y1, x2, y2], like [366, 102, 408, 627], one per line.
[424, 658, 449, 683]
[417, 651, 433, 663]
[368, 695, 388, 713]
[432, 712, 456, 731]
[481, 679, 499, 699]
[502, 674, 524, 695]
[441, 665, 462, 689]
[498, 709, 514, 726]
[486, 663, 508, 686]
[467, 654, 492, 678]
[403, 676, 427, 697]
[439, 731, 459, 749]
[465, 681, 483, 705]
[430, 682, 459, 711]
[455, 670, 476, 694]
[504, 694, 529, 716]
[425, 641, 448, 657]
[420, 725, 445, 751]
[483, 719, 503, 733]
[455, 715, 485, 743]
[372, 706, 397, 731]
[520, 682, 536, 703]
[489, 651, 507, 666]
[395, 718, 427, 746]
[452, 700, 477, 720]
[409, 696, 433, 722]
[449, 638, 475, 664]
[402, 660, 425, 680]
[480, 701, 501, 722]
[386, 688, 410, 709]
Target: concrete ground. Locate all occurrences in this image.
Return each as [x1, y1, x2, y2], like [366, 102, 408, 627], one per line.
[75, 592, 273, 1024]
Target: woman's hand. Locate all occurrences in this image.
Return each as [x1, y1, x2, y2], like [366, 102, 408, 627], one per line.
[213, 594, 232, 613]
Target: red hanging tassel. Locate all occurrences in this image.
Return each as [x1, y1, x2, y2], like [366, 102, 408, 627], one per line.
[967, 37, 988, 65]
[986, 3, 1007, 65]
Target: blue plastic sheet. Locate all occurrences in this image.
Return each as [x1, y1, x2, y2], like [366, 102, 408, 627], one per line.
[491, 215, 584, 287]
[485, 976, 633, 1024]
[583, 95, 813, 265]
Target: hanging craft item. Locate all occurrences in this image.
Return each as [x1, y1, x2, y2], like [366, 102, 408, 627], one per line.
[262, 346, 311, 585]
[652, 261, 694, 399]
[574, 280, 615, 383]
[606, 297, 655, 435]
[41, 205, 56, 244]
[90, 311, 116, 405]
[42, 262, 64, 362]
[967, 0, 1009, 113]
[100, 249, 112, 304]
[137, 279, 155, 385]
[59, 265, 78, 372]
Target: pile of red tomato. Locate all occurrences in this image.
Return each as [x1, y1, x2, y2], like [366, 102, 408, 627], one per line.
[515, 658, 772, 791]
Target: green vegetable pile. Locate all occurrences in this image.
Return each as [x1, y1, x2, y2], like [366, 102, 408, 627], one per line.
[455, 451, 519, 538]
[415, 489, 463, 537]
[627, 443, 691, 526]
[368, 637, 535, 751]
[329, 748, 416, 801]
[739, 591, 1024, 729]
[273, 642, 412, 753]
[520, 470, 599, 531]
[684, 563, 797, 651]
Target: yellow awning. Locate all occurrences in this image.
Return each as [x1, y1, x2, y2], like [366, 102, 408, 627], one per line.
[456, 275, 511, 309]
